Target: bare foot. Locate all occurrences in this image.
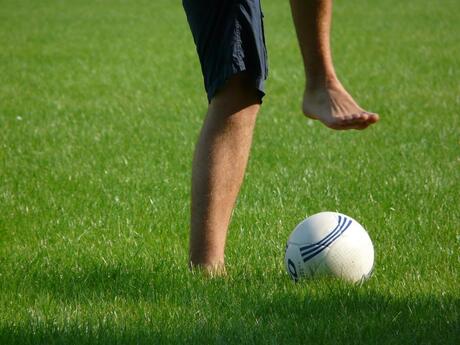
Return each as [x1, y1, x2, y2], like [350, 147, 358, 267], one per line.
[302, 81, 379, 130]
[189, 262, 227, 278]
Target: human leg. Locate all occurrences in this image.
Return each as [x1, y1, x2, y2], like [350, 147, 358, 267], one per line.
[183, 0, 267, 272]
[190, 73, 260, 272]
[289, 0, 379, 130]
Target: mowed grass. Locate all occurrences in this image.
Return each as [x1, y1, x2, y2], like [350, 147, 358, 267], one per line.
[0, 0, 459, 344]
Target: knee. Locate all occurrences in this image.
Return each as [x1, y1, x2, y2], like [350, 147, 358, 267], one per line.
[210, 73, 262, 116]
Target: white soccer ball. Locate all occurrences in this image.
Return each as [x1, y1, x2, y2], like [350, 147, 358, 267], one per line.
[284, 212, 374, 283]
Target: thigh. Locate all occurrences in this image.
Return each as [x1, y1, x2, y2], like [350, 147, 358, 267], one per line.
[183, 0, 268, 102]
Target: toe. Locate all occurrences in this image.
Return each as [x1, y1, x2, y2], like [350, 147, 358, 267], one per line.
[341, 113, 367, 125]
[363, 111, 380, 123]
[352, 112, 370, 122]
[334, 115, 371, 130]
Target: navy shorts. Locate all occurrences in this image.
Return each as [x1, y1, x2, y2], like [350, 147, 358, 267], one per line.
[183, 0, 268, 102]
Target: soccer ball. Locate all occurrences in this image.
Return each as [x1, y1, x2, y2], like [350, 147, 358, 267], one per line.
[284, 212, 374, 283]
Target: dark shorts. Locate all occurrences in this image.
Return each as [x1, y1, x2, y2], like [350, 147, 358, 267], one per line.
[183, 0, 268, 102]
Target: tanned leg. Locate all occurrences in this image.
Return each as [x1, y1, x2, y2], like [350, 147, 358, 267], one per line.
[190, 73, 260, 274]
[290, 0, 379, 130]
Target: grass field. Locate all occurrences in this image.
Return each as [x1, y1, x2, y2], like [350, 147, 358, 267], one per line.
[1, 0, 459, 344]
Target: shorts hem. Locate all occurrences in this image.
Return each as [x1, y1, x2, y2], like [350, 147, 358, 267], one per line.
[207, 68, 266, 104]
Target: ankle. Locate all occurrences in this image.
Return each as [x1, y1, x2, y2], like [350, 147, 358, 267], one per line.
[189, 250, 225, 268]
[306, 73, 340, 92]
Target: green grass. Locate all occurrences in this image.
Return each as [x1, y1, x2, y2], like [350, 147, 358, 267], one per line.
[0, 0, 459, 344]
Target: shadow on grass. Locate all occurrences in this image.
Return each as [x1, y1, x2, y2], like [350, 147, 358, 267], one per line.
[1, 264, 459, 345]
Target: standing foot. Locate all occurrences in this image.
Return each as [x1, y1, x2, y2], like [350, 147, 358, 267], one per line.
[189, 262, 227, 278]
[302, 80, 379, 130]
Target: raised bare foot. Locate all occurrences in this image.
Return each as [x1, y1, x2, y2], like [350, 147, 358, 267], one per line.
[302, 81, 379, 130]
